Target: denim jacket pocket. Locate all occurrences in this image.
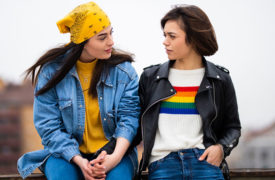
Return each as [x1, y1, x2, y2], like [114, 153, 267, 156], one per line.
[58, 99, 73, 134]
[58, 99, 72, 110]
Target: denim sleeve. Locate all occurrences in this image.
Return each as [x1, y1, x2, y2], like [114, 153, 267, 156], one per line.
[33, 70, 80, 162]
[114, 73, 140, 143]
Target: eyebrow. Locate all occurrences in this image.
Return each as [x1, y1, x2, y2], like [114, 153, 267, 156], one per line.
[97, 28, 113, 37]
[164, 32, 177, 36]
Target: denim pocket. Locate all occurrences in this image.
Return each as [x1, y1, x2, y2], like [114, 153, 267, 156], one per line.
[197, 149, 221, 170]
[58, 99, 73, 134]
[58, 99, 72, 110]
[201, 159, 221, 170]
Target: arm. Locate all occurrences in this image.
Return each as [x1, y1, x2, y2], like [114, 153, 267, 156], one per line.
[217, 74, 241, 157]
[34, 70, 80, 162]
[200, 74, 241, 166]
[132, 72, 146, 147]
[36, 69, 105, 179]
[99, 71, 140, 172]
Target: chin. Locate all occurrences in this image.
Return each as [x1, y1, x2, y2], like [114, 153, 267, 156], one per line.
[168, 55, 175, 60]
[100, 55, 112, 60]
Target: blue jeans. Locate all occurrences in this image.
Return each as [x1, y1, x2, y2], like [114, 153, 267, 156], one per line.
[148, 148, 224, 180]
[44, 154, 136, 180]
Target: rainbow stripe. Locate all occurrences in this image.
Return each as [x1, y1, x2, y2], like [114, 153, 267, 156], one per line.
[160, 86, 199, 114]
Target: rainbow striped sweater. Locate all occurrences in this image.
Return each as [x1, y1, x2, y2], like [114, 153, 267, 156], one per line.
[150, 68, 206, 164]
[160, 86, 199, 115]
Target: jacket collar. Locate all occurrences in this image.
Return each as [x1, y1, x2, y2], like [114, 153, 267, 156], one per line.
[156, 57, 221, 80]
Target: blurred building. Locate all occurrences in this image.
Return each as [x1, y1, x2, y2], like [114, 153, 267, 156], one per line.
[0, 79, 42, 174]
[227, 121, 275, 169]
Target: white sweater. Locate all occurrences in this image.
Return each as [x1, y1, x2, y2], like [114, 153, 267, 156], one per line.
[150, 68, 205, 164]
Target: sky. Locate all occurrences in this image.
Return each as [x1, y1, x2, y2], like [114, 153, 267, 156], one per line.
[0, 0, 275, 130]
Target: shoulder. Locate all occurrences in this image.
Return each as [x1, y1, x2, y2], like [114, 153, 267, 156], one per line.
[116, 61, 138, 80]
[215, 64, 230, 74]
[141, 63, 161, 77]
[209, 62, 234, 86]
[143, 63, 161, 71]
[214, 64, 232, 82]
[40, 55, 64, 78]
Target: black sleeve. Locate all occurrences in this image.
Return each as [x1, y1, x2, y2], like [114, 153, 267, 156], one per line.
[218, 74, 241, 157]
[131, 72, 146, 147]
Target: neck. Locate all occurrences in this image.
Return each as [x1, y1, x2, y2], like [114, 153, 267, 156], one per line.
[79, 51, 96, 63]
[173, 52, 203, 70]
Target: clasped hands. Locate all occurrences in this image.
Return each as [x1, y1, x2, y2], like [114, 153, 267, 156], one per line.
[73, 150, 119, 180]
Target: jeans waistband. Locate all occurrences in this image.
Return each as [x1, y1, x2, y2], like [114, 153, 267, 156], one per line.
[175, 148, 204, 159]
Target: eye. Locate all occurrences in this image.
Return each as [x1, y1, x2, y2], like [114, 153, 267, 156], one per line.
[99, 36, 107, 41]
[169, 35, 176, 39]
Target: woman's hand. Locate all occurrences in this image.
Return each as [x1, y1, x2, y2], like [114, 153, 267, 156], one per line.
[92, 137, 130, 173]
[72, 154, 106, 180]
[91, 151, 122, 173]
[102, 153, 122, 172]
[199, 144, 224, 167]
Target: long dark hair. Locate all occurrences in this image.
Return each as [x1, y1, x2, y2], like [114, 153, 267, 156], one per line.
[161, 5, 218, 56]
[25, 41, 133, 97]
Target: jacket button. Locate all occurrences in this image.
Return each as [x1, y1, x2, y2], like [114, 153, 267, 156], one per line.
[156, 76, 160, 79]
[104, 118, 106, 121]
[217, 75, 220, 78]
[100, 97, 103, 100]
[170, 89, 173, 92]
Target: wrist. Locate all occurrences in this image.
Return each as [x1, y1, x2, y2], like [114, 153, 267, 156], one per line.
[217, 144, 224, 159]
[72, 154, 83, 166]
[110, 152, 123, 162]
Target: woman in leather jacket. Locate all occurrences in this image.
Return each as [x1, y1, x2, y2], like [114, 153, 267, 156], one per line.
[136, 5, 241, 180]
[17, 2, 140, 180]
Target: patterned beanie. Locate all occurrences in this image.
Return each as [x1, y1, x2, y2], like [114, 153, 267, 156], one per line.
[56, 2, 111, 44]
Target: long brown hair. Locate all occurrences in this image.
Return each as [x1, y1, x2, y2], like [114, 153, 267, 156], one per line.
[25, 41, 133, 97]
[161, 5, 218, 56]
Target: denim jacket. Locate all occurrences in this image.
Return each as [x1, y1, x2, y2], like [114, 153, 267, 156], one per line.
[17, 56, 140, 179]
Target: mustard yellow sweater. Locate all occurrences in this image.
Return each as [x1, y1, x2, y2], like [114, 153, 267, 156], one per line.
[76, 60, 108, 153]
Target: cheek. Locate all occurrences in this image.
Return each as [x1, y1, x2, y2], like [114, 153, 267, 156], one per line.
[85, 44, 101, 55]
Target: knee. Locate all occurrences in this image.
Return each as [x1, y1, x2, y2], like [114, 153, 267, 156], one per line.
[44, 156, 82, 180]
[106, 156, 134, 180]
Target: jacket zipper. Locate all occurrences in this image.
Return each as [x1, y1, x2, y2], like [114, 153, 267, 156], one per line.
[209, 81, 218, 143]
[140, 92, 176, 171]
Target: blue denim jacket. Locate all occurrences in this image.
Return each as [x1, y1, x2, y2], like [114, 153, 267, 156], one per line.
[17, 56, 140, 179]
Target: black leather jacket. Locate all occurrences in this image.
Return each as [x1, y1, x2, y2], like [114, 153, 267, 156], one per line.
[135, 58, 241, 173]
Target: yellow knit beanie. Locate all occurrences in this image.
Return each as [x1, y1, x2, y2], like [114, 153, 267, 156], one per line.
[56, 2, 111, 44]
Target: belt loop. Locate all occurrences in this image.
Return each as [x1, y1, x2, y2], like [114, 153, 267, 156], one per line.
[192, 148, 200, 159]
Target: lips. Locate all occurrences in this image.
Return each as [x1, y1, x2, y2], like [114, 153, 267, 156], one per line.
[105, 48, 112, 53]
[166, 49, 172, 54]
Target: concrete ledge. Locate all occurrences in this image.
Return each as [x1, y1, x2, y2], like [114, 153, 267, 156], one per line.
[1, 169, 275, 180]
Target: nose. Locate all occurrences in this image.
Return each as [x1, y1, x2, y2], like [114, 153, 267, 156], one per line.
[163, 37, 169, 46]
[107, 35, 114, 46]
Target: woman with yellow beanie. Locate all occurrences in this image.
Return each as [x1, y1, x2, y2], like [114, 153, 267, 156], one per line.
[17, 2, 139, 180]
